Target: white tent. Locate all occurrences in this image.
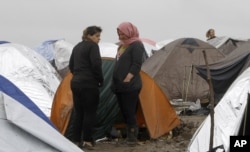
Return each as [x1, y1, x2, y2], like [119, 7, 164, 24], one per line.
[0, 75, 82, 152]
[187, 67, 250, 152]
[53, 39, 74, 70]
[207, 36, 248, 49]
[34, 40, 119, 78]
[98, 42, 118, 58]
[0, 43, 60, 117]
[155, 39, 175, 50]
[34, 39, 74, 71]
[35, 40, 118, 66]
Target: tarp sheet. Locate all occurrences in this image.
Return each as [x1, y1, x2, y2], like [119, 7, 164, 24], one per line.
[187, 67, 250, 152]
[0, 43, 60, 117]
[0, 75, 82, 152]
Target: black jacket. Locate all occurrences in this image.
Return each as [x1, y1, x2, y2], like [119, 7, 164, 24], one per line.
[69, 40, 103, 88]
[111, 41, 145, 92]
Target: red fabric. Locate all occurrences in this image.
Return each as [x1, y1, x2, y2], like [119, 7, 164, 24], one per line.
[117, 22, 141, 46]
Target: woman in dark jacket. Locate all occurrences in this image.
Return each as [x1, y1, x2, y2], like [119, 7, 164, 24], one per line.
[111, 22, 145, 146]
[69, 26, 103, 149]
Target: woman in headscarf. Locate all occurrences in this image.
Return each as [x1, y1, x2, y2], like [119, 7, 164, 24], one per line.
[111, 22, 146, 146]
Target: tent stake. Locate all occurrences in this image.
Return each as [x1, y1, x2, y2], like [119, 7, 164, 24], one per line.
[185, 65, 193, 103]
[202, 50, 215, 152]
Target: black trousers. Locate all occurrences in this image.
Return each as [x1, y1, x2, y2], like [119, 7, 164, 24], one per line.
[115, 90, 140, 127]
[71, 87, 99, 142]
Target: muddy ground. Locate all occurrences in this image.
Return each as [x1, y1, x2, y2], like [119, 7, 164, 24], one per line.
[82, 115, 206, 152]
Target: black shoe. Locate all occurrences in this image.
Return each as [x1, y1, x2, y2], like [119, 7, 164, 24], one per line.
[126, 127, 138, 147]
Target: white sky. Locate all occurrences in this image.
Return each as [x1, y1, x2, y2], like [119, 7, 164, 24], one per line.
[1, 0, 250, 47]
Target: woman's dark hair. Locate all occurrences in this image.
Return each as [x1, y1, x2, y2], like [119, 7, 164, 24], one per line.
[82, 26, 102, 40]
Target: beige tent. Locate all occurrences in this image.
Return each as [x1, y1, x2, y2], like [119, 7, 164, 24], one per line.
[142, 37, 225, 101]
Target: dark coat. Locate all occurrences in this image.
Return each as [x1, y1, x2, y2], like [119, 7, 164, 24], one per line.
[69, 40, 103, 88]
[111, 41, 145, 93]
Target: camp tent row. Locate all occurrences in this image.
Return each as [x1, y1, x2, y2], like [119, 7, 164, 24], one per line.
[1, 34, 249, 151]
[33, 38, 156, 78]
[32, 39, 179, 140]
[44, 40, 180, 140]
[3, 35, 249, 150]
[49, 37, 247, 142]
[0, 40, 170, 142]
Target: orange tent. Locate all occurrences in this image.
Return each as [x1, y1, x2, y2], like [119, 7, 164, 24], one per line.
[139, 70, 180, 138]
[50, 71, 73, 134]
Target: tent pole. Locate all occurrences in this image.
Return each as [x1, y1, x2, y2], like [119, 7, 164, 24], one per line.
[181, 66, 187, 114]
[182, 66, 186, 102]
[202, 50, 215, 152]
[243, 94, 249, 135]
[185, 65, 193, 102]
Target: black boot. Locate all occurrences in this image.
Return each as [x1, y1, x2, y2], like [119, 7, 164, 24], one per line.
[126, 126, 138, 146]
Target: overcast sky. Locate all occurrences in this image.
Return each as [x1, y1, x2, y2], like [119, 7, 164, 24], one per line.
[1, 0, 250, 47]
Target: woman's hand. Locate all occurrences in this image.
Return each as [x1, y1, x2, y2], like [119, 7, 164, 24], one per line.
[123, 73, 134, 82]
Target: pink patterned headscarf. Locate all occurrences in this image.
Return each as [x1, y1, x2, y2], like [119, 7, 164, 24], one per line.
[117, 22, 141, 46]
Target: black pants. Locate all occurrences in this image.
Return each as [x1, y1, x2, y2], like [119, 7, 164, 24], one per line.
[71, 87, 99, 142]
[115, 90, 140, 127]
